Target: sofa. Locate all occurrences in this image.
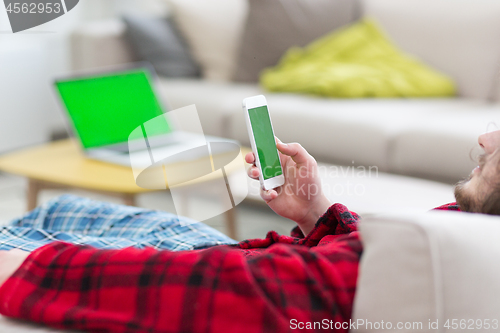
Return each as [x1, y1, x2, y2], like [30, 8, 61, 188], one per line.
[353, 210, 500, 332]
[69, 0, 500, 185]
[0, 2, 494, 331]
[1, 209, 499, 332]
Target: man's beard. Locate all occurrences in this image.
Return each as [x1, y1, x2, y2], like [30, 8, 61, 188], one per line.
[454, 176, 477, 212]
[454, 154, 487, 213]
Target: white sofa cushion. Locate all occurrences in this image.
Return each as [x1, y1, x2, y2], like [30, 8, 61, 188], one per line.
[164, 0, 248, 81]
[364, 0, 500, 100]
[237, 160, 455, 216]
[228, 94, 392, 170]
[159, 79, 495, 182]
[389, 103, 500, 182]
[353, 211, 500, 332]
[226, 93, 490, 176]
[317, 167, 455, 216]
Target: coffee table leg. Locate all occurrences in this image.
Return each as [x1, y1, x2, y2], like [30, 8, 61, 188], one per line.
[122, 194, 136, 206]
[225, 208, 237, 240]
[27, 178, 41, 211]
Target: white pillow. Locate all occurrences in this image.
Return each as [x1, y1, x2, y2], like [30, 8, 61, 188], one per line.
[353, 211, 500, 332]
[164, 0, 248, 81]
[364, 0, 500, 100]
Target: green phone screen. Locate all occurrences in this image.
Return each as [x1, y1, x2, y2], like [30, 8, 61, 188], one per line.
[248, 106, 283, 180]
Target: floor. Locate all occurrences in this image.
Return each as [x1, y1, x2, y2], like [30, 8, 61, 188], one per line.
[0, 172, 295, 241]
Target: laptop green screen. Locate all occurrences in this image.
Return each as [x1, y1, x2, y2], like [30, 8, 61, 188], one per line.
[55, 68, 171, 149]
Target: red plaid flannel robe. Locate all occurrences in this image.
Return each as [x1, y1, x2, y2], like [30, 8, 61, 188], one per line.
[0, 203, 460, 332]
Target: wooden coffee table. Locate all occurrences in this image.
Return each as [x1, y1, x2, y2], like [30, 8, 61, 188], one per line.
[0, 139, 249, 239]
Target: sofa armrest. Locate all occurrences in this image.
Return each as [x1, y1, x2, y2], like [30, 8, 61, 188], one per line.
[70, 19, 137, 71]
[353, 211, 500, 332]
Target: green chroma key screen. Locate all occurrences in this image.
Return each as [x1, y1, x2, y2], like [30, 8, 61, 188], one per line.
[248, 106, 283, 180]
[55, 69, 171, 149]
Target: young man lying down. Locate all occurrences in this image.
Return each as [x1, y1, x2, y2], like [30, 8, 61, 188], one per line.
[0, 131, 497, 333]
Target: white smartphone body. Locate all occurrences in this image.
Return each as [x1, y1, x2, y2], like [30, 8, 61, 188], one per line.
[242, 95, 285, 190]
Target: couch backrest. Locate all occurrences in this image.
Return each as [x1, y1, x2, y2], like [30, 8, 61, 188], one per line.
[233, 0, 361, 82]
[364, 0, 500, 100]
[353, 210, 500, 332]
[71, 0, 500, 100]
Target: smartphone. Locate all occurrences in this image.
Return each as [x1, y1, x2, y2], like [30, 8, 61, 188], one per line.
[242, 95, 285, 190]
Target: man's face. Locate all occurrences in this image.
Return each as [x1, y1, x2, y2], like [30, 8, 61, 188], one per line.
[455, 130, 500, 213]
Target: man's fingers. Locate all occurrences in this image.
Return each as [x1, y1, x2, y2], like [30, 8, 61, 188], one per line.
[247, 166, 260, 179]
[276, 141, 312, 165]
[245, 152, 258, 180]
[245, 152, 256, 165]
[261, 188, 278, 202]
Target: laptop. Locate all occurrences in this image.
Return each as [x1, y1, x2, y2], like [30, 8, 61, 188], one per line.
[54, 64, 233, 168]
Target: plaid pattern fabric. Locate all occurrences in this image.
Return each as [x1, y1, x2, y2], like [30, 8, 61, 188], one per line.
[0, 199, 460, 332]
[0, 194, 237, 251]
[433, 202, 461, 211]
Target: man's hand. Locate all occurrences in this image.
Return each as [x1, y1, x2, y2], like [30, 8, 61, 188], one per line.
[0, 249, 30, 287]
[245, 138, 331, 236]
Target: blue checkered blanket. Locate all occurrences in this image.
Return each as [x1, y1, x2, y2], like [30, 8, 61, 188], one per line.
[0, 194, 237, 251]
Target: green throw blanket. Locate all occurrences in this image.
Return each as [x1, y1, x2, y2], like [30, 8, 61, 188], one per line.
[260, 19, 456, 98]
